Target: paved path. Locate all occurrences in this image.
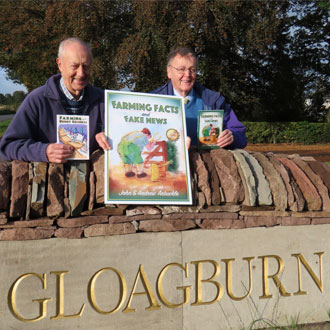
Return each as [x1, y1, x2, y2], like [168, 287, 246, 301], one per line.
[0, 114, 15, 122]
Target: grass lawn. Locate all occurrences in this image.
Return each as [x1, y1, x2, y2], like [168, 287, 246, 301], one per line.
[0, 120, 11, 137]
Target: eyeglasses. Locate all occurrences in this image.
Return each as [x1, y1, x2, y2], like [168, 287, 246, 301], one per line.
[169, 65, 197, 75]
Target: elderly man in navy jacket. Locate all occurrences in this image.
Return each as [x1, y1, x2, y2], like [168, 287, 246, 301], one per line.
[0, 37, 108, 163]
[152, 47, 247, 149]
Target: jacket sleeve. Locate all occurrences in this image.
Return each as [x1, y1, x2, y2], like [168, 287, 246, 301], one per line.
[0, 96, 50, 162]
[219, 100, 247, 149]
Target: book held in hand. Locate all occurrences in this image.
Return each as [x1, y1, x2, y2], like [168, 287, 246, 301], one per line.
[197, 110, 224, 149]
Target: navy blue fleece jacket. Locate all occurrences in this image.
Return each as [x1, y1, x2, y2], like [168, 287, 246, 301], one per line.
[152, 81, 247, 149]
[0, 74, 104, 162]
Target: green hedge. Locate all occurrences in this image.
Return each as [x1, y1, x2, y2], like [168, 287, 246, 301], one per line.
[243, 121, 330, 144]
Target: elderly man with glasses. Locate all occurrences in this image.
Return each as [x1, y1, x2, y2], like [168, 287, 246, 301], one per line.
[152, 47, 247, 149]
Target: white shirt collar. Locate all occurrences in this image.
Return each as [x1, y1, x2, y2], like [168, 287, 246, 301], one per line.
[173, 88, 193, 103]
[60, 77, 84, 102]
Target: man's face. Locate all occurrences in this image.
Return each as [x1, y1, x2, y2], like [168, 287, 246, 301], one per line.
[56, 42, 92, 99]
[167, 54, 197, 97]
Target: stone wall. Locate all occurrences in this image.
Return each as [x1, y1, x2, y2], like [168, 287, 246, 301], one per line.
[0, 148, 329, 240]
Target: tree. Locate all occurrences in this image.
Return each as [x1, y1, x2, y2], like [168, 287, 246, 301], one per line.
[0, 93, 6, 104]
[12, 90, 26, 105]
[0, 0, 132, 91]
[286, 0, 330, 121]
[0, 0, 329, 122]
[116, 0, 285, 121]
[4, 94, 12, 105]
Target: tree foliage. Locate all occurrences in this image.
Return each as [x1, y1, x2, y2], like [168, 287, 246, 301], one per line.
[0, 91, 26, 106]
[0, 0, 131, 90]
[0, 0, 328, 122]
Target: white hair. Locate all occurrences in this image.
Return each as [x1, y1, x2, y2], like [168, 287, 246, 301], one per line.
[57, 37, 93, 60]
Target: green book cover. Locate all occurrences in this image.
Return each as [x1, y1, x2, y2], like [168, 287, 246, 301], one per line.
[197, 110, 224, 149]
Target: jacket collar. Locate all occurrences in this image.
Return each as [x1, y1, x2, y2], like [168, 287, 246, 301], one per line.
[43, 73, 102, 104]
[165, 80, 220, 107]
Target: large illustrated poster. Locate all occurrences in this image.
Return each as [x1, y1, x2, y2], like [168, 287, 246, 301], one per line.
[104, 90, 192, 205]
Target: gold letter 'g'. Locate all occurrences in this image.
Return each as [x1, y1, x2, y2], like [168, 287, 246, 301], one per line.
[9, 273, 51, 322]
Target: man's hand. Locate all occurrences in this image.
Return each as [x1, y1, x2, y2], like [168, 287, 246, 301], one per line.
[186, 136, 191, 149]
[46, 143, 74, 163]
[95, 132, 111, 150]
[217, 129, 234, 148]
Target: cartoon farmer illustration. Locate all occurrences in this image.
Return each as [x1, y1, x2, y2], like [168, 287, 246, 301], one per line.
[202, 123, 219, 143]
[117, 128, 157, 178]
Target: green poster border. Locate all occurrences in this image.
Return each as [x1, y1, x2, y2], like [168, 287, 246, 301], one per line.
[104, 90, 192, 205]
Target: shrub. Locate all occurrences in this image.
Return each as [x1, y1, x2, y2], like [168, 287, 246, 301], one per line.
[243, 121, 330, 144]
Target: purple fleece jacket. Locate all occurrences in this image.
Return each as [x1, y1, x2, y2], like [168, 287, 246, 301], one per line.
[152, 81, 247, 149]
[0, 74, 104, 162]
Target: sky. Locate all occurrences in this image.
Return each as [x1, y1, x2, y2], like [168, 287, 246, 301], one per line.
[0, 67, 27, 95]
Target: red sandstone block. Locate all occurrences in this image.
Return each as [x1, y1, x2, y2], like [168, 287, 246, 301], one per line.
[195, 212, 238, 220]
[157, 206, 184, 215]
[82, 206, 127, 216]
[0, 224, 15, 229]
[109, 214, 161, 223]
[292, 211, 330, 218]
[109, 215, 129, 223]
[311, 218, 330, 225]
[162, 213, 196, 220]
[12, 219, 54, 227]
[199, 204, 241, 213]
[241, 205, 275, 212]
[240, 210, 291, 217]
[84, 223, 136, 237]
[55, 227, 83, 239]
[126, 206, 161, 216]
[231, 220, 247, 229]
[139, 219, 196, 232]
[244, 216, 281, 228]
[0, 228, 54, 240]
[0, 162, 11, 210]
[197, 219, 233, 229]
[128, 214, 162, 221]
[281, 217, 310, 226]
[57, 216, 108, 228]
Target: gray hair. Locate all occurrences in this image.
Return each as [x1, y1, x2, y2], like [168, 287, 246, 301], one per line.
[167, 47, 197, 66]
[57, 37, 93, 60]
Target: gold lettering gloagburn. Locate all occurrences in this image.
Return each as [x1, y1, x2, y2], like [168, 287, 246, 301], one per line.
[157, 262, 191, 308]
[222, 257, 255, 301]
[122, 265, 161, 313]
[6, 252, 325, 323]
[259, 255, 291, 299]
[191, 260, 223, 306]
[292, 252, 324, 295]
[50, 271, 85, 320]
[89, 267, 127, 314]
[8, 273, 51, 322]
